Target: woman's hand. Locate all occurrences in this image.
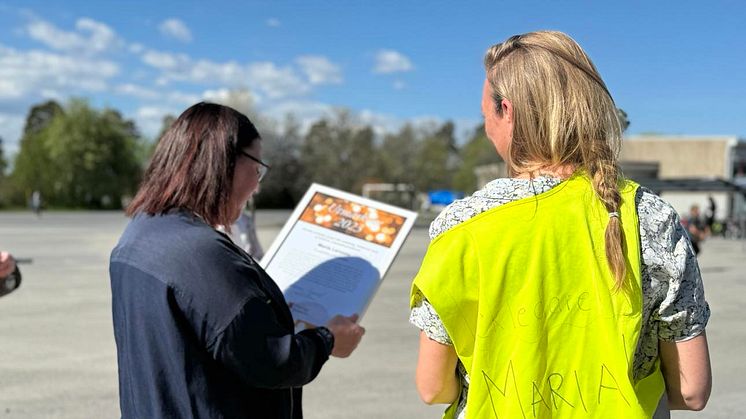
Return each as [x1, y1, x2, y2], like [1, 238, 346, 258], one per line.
[326, 314, 365, 358]
[0, 251, 16, 279]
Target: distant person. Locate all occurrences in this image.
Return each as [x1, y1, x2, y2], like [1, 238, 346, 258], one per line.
[220, 198, 265, 260]
[685, 204, 708, 255]
[230, 210, 265, 260]
[30, 190, 42, 217]
[410, 31, 711, 419]
[0, 251, 21, 298]
[110, 102, 364, 418]
[705, 196, 717, 233]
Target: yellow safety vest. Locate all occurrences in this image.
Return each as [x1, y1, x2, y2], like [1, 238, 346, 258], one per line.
[411, 174, 664, 418]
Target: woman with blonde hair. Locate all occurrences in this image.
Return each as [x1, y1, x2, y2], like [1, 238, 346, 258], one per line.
[410, 31, 711, 418]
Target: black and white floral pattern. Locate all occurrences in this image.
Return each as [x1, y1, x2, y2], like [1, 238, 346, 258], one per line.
[410, 178, 710, 419]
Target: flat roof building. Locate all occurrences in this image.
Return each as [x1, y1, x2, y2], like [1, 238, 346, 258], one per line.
[621, 135, 746, 220]
[474, 135, 746, 221]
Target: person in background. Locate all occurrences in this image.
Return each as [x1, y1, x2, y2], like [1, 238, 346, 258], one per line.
[410, 31, 711, 419]
[705, 196, 717, 235]
[0, 251, 21, 298]
[110, 102, 364, 419]
[685, 204, 708, 255]
[30, 190, 42, 217]
[226, 198, 265, 260]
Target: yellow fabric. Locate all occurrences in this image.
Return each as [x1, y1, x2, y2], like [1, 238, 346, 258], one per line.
[412, 174, 664, 419]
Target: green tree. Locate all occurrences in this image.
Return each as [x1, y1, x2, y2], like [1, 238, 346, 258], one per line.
[0, 137, 7, 177]
[24, 100, 64, 136]
[413, 121, 459, 192]
[301, 110, 376, 194]
[0, 137, 10, 207]
[377, 124, 420, 185]
[12, 99, 143, 208]
[453, 123, 503, 192]
[156, 115, 176, 141]
[142, 114, 177, 163]
[11, 100, 64, 205]
[255, 114, 307, 208]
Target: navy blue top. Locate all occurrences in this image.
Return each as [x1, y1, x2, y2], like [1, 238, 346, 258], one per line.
[110, 210, 332, 419]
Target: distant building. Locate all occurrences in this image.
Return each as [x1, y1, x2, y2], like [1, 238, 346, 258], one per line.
[473, 135, 746, 220]
[621, 135, 746, 219]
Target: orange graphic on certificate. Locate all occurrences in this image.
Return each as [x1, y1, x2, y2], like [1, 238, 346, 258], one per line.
[299, 193, 406, 248]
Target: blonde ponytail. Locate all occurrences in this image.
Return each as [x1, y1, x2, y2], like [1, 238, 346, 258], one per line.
[587, 154, 627, 291]
[484, 31, 628, 290]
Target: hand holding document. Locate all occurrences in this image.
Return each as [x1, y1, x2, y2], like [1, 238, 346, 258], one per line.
[261, 184, 417, 331]
[326, 314, 365, 358]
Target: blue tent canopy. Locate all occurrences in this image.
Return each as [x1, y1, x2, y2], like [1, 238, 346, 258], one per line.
[428, 190, 465, 206]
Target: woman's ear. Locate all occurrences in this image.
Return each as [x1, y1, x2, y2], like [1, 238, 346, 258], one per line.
[501, 99, 513, 123]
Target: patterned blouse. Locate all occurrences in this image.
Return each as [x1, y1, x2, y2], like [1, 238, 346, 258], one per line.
[410, 176, 710, 419]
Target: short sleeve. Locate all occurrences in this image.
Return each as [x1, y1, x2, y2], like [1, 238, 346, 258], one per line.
[638, 190, 710, 342]
[409, 290, 454, 345]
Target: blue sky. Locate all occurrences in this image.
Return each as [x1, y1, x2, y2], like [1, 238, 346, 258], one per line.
[0, 1, 744, 157]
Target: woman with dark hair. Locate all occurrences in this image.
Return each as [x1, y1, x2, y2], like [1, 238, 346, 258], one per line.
[110, 102, 364, 419]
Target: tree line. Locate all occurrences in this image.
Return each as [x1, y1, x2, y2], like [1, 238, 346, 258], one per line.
[0, 96, 630, 210]
[0, 97, 502, 210]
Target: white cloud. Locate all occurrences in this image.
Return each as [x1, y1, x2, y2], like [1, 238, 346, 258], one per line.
[0, 112, 25, 158]
[77, 18, 121, 52]
[202, 88, 233, 103]
[266, 18, 281, 27]
[159, 18, 192, 43]
[352, 109, 475, 143]
[128, 43, 144, 54]
[203, 88, 261, 107]
[263, 100, 335, 133]
[115, 83, 200, 105]
[373, 49, 414, 74]
[26, 17, 123, 55]
[169, 91, 200, 105]
[134, 105, 181, 139]
[142, 50, 190, 71]
[190, 59, 247, 84]
[40, 89, 63, 100]
[0, 43, 119, 100]
[116, 83, 159, 100]
[26, 20, 81, 50]
[0, 38, 118, 151]
[141, 49, 310, 99]
[296, 55, 343, 85]
[247, 62, 309, 98]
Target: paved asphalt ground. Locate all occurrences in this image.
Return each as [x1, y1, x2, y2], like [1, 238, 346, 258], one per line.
[0, 211, 743, 418]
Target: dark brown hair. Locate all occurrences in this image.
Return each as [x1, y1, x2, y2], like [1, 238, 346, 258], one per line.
[126, 102, 260, 227]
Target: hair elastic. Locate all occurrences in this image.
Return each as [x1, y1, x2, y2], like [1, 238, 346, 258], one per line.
[608, 212, 620, 219]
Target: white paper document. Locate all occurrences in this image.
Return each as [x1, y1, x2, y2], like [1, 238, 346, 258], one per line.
[261, 184, 417, 330]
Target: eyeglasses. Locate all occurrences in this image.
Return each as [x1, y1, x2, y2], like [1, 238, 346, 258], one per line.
[240, 150, 271, 181]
